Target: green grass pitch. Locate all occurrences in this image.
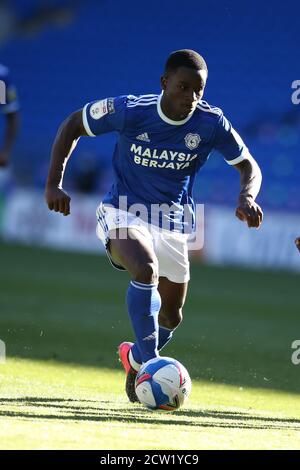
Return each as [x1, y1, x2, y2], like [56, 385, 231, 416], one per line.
[0, 242, 299, 450]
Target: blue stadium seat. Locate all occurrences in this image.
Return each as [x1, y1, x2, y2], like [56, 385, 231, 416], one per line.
[1, 0, 299, 211]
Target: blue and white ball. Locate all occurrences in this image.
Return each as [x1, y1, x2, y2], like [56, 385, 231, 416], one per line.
[135, 357, 192, 411]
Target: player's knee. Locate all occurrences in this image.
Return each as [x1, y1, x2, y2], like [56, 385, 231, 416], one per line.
[159, 308, 183, 330]
[134, 261, 159, 285]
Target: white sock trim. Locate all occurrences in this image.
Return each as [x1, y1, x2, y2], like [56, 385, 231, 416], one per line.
[159, 325, 174, 332]
[130, 281, 157, 291]
[133, 280, 158, 287]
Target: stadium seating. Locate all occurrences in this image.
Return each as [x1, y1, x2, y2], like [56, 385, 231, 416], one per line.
[0, 0, 299, 211]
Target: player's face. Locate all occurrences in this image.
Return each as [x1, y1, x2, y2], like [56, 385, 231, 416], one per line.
[161, 66, 207, 120]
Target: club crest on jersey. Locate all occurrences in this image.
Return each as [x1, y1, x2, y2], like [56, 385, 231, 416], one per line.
[184, 133, 201, 150]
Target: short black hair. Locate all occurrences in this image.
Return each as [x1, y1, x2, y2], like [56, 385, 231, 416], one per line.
[164, 49, 207, 75]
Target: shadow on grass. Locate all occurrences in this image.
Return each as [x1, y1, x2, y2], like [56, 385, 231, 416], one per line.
[1, 241, 300, 395]
[0, 397, 300, 431]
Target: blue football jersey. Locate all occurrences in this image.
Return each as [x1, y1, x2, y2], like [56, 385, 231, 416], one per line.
[0, 64, 20, 114]
[82, 93, 250, 232]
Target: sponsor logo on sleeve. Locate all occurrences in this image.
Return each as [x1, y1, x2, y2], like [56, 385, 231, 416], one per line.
[107, 98, 115, 114]
[90, 99, 108, 120]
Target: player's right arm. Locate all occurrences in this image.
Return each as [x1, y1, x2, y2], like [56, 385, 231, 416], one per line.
[45, 110, 88, 216]
[45, 96, 127, 216]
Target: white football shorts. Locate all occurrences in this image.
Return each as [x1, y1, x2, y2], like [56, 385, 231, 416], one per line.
[96, 203, 190, 283]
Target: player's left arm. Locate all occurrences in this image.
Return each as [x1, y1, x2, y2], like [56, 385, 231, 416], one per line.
[213, 113, 263, 229]
[233, 156, 263, 228]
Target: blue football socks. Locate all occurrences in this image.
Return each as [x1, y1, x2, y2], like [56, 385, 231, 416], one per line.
[130, 323, 174, 369]
[126, 280, 161, 364]
[157, 325, 174, 351]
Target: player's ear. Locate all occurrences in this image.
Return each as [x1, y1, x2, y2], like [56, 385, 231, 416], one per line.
[160, 74, 168, 91]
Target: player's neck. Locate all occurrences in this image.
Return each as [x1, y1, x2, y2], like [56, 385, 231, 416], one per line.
[160, 94, 189, 121]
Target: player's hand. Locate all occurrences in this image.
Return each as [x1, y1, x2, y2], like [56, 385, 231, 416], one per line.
[45, 186, 71, 216]
[295, 237, 300, 252]
[235, 197, 263, 228]
[0, 150, 9, 167]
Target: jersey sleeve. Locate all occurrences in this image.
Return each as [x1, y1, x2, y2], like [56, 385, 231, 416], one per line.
[0, 67, 20, 114]
[213, 113, 251, 165]
[82, 95, 127, 137]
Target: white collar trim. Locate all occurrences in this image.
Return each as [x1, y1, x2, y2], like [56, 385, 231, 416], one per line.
[157, 92, 194, 126]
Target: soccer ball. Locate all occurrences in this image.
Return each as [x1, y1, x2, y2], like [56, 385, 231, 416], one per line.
[135, 356, 192, 411]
